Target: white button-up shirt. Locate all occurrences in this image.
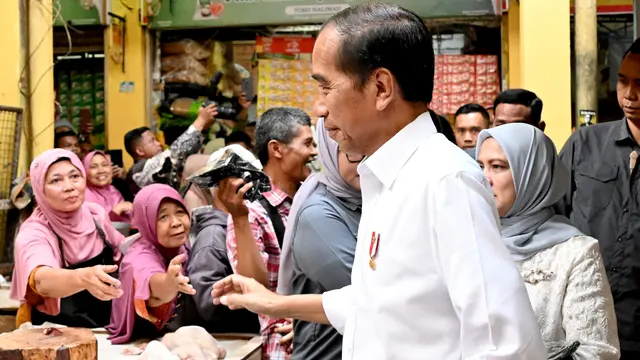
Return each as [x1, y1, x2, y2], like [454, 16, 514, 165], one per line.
[322, 113, 546, 359]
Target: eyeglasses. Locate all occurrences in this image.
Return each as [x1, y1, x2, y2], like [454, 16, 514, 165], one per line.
[346, 153, 366, 164]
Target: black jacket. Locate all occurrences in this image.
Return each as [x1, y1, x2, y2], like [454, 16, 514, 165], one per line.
[167, 207, 259, 334]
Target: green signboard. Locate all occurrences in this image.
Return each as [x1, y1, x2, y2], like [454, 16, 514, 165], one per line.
[149, 0, 498, 29]
[54, 0, 106, 26]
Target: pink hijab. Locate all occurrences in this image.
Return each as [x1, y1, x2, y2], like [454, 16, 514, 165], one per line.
[83, 151, 130, 223]
[107, 184, 189, 344]
[10, 149, 124, 315]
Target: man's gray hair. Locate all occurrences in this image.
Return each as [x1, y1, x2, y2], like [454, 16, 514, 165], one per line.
[255, 107, 312, 165]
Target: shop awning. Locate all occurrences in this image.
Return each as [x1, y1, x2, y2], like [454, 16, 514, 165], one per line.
[149, 0, 500, 30]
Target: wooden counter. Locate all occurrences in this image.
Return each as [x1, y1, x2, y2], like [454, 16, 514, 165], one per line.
[94, 329, 262, 360]
[0, 289, 262, 359]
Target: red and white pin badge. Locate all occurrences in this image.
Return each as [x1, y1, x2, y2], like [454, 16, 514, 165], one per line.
[369, 231, 380, 270]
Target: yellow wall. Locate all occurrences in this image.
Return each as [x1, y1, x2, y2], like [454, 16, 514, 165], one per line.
[105, 1, 148, 169]
[0, 3, 21, 108]
[0, 0, 54, 175]
[505, 0, 521, 88]
[506, 0, 572, 149]
[29, 0, 55, 159]
[0, 0, 25, 174]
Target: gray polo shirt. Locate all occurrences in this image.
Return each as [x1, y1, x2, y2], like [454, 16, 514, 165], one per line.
[290, 183, 361, 360]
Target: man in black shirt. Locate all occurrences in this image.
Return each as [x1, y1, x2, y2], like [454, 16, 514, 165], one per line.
[557, 38, 640, 359]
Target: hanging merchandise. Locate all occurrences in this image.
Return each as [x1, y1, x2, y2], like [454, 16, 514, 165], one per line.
[108, 13, 127, 72]
[161, 39, 212, 86]
[257, 59, 316, 117]
[109, 23, 124, 66]
[430, 55, 500, 115]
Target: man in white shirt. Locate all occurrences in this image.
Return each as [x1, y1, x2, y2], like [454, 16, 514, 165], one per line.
[212, 3, 546, 359]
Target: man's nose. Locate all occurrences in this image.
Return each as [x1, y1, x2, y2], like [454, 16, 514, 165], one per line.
[626, 86, 639, 101]
[314, 98, 328, 118]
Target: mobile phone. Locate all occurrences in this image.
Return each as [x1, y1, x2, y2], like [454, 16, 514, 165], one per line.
[105, 149, 124, 168]
[241, 76, 254, 102]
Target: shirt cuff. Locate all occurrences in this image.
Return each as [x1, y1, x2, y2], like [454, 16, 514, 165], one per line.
[186, 125, 197, 134]
[321, 285, 352, 335]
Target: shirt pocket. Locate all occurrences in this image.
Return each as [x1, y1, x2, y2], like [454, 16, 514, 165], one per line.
[574, 163, 618, 218]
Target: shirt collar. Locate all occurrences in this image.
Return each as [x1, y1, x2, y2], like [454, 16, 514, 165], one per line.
[360, 112, 437, 189]
[263, 182, 291, 208]
[615, 118, 634, 143]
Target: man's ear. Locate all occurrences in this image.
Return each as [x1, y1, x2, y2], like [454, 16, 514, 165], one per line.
[538, 120, 546, 132]
[267, 139, 284, 160]
[134, 145, 145, 158]
[373, 68, 394, 111]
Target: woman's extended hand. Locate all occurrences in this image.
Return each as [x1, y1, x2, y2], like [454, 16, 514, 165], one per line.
[167, 254, 196, 295]
[77, 264, 123, 301]
[112, 201, 133, 216]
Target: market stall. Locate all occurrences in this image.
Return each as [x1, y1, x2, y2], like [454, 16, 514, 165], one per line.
[141, 0, 501, 144]
[53, 0, 108, 148]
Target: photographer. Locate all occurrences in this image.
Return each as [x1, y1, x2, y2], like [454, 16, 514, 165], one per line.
[218, 107, 317, 360]
[203, 62, 254, 154]
[124, 104, 217, 194]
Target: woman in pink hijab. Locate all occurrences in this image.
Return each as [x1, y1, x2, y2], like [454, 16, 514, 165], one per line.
[83, 151, 132, 223]
[10, 149, 125, 328]
[107, 184, 195, 344]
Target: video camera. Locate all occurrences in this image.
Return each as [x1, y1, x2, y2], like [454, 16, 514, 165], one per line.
[201, 71, 243, 121]
[186, 149, 271, 202]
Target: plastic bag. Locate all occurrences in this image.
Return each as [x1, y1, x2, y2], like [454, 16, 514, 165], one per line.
[169, 98, 197, 117]
[161, 54, 210, 76]
[163, 70, 209, 86]
[162, 39, 212, 60]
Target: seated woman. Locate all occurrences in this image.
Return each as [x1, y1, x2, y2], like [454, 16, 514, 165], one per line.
[10, 149, 125, 328]
[107, 184, 196, 344]
[277, 118, 362, 360]
[174, 147, 260, 334]
[83, 151, 132, 223]
[476, 123, 620, 359]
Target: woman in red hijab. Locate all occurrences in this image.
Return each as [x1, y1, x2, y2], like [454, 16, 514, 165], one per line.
[107, 184, 195, 344]
[10, 149, 125, 328]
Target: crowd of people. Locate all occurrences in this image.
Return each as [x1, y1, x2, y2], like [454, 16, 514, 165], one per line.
[8, 2, 640, 359]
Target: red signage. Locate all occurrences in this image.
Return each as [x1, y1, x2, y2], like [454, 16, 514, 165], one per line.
[256, 36, 315, 55]
[504, 0, 633, 14]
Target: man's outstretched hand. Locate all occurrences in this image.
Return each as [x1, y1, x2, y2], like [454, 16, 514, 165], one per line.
[211, 274, 282, 318]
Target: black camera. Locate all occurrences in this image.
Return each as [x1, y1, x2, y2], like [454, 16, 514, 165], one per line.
[187, 149, 271, 202]
[201, 71, 243, 121]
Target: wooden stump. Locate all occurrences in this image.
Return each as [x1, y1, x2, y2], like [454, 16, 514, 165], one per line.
[0, 327, 97, 360]
[0, 315, 16, 333]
